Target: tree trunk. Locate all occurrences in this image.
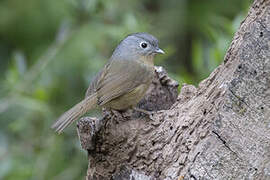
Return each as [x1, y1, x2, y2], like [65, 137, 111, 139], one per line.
[77, 0, 270, 179]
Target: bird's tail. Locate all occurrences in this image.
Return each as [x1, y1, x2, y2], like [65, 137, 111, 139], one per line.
[51, 93, 98, 134]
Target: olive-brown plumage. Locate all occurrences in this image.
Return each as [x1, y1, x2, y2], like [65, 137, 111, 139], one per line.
[51, 33, 164, 133]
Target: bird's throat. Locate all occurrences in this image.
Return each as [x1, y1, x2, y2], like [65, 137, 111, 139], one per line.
[140, 55, 154, 67]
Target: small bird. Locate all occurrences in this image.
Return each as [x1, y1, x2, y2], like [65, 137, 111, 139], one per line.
[52, 33, 164, 133]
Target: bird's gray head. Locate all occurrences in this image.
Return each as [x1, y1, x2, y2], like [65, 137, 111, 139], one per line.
[111, 32, 164, 59]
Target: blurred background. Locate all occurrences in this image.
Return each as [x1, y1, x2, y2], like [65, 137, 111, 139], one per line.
[0, 0, 252, 179]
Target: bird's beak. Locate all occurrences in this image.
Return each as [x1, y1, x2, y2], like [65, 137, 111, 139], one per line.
[155, 48, 165, 54]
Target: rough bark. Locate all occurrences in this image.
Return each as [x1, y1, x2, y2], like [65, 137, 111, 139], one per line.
[77, 0, 270, 179]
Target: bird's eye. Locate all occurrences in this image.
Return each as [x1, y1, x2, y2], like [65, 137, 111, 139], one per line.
[140, 42, 148, 48]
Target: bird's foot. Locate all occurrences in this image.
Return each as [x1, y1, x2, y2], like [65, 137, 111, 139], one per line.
[110, 109, 126, 122]
[132, 107, 154, 120]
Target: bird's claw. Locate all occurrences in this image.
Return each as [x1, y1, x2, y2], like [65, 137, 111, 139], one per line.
[132, 107, 155, 120]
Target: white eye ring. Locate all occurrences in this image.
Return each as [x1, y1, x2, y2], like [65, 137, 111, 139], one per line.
[140, 42, 148, 48]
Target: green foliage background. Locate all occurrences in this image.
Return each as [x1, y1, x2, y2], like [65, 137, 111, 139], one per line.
[0, 0, 251, 179]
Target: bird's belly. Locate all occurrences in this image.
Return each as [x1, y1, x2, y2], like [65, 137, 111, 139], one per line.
[104, 83, 150, 110]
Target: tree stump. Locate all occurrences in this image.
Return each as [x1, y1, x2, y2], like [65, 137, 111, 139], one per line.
[77, 0, 270, 179]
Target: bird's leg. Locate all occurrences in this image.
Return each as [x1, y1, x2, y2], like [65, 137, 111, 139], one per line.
[132, 107, 154, 120]
[110, 109, 126, 121]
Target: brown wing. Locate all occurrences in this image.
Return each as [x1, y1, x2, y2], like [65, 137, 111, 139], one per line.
[85, 63, 110, 97]
[94, 59, 153, 106]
